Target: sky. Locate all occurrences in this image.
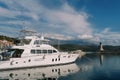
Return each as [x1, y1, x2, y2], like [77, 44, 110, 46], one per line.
[0, 0, 120, 45]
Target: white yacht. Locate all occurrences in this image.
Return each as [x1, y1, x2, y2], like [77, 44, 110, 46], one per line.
[0, 63, 79, 80]
[0, 30, 80, 70]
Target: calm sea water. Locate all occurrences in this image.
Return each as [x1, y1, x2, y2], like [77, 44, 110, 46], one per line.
[0, 53, 120, 80]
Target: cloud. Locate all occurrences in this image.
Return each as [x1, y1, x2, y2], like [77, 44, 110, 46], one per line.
[44, 33, 74, 40]
[44, 3, 92, 35]
[0, 0, 92, 38]
[73, 27, 120, 45]
[1, 0, 120, 45]
[77, 34, 93, 39]
[93, 28, 120, 45]
[101, 27, 110, 34]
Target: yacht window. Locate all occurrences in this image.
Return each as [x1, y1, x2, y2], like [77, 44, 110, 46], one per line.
[53, 50, 57, 53]
[41, 41, 48, 44]
[31, 49, 35, 54]
[58, 58, 60, 61]
[37, 50, 41, 54]
[22, 39, 31, 44]
[34, 40, 40, 44]
[55, 58, 57, 61]
[53, 78, 57, 80]
[43, 50, 47, 53]
[31, 50, 56, 54]
[18, 39, 31, 45]
[11, 49, 24, 58]
[1, 49, 15, 59]
[28, 59, 31, 62]
[48, 50, 52, 53]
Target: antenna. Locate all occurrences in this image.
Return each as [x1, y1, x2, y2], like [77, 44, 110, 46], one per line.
[58, 40, 60, 51]
[22, 20, 26, 30]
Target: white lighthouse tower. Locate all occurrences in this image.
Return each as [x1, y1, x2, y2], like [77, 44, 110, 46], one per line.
[99, 42, 104, 51]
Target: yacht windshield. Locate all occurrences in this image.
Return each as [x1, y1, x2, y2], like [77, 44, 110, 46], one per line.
[1, 49, 24, 59]
[11, 49, 24, 58]
[22, 39, 31, 44]
[1, 49, 15, 59]
[17, 39, 31, 45]
[34, 40, 48, 45]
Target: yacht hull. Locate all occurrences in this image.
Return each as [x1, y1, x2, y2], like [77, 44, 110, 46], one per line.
[0, 53, 79, 70]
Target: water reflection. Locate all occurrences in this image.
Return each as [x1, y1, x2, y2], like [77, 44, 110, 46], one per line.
[0, 54, 120, 80]
[99, 54, 104, 65]
[0, 63, 79, 80]
[75, 53, 120, 80]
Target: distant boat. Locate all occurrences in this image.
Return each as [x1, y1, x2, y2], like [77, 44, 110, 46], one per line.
[0, 29, 80, 70]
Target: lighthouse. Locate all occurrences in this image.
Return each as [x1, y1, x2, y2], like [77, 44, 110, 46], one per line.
[99, 42, 104, 51]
